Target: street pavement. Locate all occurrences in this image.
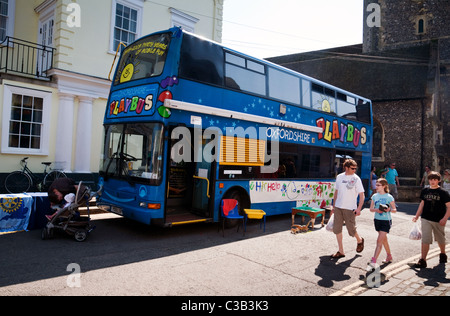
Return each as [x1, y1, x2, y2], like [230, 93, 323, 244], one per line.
[334, 244, 450, 296]
[332, 203, 450, 297]
[0, 202, 449, 298]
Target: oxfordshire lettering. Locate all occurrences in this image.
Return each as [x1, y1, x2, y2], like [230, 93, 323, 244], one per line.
[266, 127, 311, 144]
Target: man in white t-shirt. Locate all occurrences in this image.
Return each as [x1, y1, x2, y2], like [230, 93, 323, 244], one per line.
[331, 159, 365, 259]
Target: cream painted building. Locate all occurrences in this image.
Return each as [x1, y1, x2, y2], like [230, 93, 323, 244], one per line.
[0, 0, 224, 190]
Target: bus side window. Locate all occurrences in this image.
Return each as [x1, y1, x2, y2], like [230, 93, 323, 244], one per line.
[179, 34, 224, 86]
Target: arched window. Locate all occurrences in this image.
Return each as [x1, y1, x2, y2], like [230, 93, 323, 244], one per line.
[372, 118, 384, 161]
[416, 16, 428, 35]
[418, 19, 425, 34]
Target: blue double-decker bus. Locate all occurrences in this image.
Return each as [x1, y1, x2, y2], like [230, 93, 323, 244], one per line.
[97, 27, 373, 227]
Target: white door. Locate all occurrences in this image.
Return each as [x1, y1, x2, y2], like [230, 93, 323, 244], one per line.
[37, 16, 54, 77]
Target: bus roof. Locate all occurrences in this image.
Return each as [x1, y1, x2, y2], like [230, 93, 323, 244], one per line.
[181, 29, 371, 104]
[124, 27, 371, 104]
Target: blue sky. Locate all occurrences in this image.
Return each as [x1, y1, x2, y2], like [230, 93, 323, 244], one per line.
[222, 0, 364, 58]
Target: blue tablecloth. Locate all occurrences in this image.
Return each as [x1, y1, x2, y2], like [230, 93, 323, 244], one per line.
[0, 193, 52, 232]
[27, 193, 52, 230]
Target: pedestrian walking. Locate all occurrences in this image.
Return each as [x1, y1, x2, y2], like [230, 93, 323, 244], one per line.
[330, 159, 365, 259]
[368, 178, 397, 269]
[442, 169, 450, 194]
[420, 166, 431, 188]
[385, 162, 399, 200]
[369, 165, 378, 197]
[412, 171, 450, 268]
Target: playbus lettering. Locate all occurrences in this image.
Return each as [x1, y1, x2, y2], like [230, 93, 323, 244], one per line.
[316, 118, 367, 147]
[109, 94, 154, 116]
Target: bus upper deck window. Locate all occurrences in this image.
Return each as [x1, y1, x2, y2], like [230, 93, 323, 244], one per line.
[114, 33, 171, 85]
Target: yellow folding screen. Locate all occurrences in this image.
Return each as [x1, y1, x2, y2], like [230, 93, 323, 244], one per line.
[220, 136, 265, 166]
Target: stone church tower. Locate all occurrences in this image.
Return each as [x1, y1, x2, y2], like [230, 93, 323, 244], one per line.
[363, 0, 450, 174]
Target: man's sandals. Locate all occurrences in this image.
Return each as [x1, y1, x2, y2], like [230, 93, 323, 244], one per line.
[331, 252, 345, 259]
[331, 238, 364, 259]
[356, 238, 365, 253]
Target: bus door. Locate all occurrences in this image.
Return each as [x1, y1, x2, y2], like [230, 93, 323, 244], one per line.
[192, 143, 213, 217]
[166, 127, 213, 225]
[191, 127, 216, 217]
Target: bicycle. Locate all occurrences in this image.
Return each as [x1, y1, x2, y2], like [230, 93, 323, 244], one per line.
[4, 157, 67, 193]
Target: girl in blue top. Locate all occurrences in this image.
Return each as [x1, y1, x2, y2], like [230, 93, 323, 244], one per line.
[369, 178, 397, 268]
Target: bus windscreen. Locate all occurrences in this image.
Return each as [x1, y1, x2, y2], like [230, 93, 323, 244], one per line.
[114, 33, 171, 85]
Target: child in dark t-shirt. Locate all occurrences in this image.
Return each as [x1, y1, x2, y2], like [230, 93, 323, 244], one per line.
[413, 171, 450, 268]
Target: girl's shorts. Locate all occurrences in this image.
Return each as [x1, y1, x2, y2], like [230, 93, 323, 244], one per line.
[374, 219, 392, 233]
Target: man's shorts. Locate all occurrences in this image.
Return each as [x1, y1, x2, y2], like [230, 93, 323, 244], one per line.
[374, 219, 392, 233]
[421, 218, 446, 245]
[333, 207, 357, 237]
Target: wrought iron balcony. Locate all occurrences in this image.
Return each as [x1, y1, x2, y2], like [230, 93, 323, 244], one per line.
[0, 37, 56, 79]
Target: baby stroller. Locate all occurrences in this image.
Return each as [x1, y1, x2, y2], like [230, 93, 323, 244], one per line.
[41, 182, 96, 242]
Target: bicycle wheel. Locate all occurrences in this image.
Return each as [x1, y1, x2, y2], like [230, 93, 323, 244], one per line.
[4, 171, 32, 193]
[43, 171, 67, 191]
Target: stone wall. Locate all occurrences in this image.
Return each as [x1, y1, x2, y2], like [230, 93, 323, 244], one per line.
[398, 186, 421, 203]
[364, 0, 450, 53]
[372, 99, 433, 179]
[364, 0, 450, 174]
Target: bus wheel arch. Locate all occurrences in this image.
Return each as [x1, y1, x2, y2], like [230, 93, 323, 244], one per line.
[223, 186, 251, 215]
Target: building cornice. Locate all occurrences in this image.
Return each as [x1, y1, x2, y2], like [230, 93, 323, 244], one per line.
[47, 68, 111, 99]
[34, 0, 56, 14]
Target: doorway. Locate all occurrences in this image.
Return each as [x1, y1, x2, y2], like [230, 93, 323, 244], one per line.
[166, 127, 215, 225]
[37, 13, 54, 77]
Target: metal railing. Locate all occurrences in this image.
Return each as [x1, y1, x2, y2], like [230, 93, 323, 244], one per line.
[0, 36, 56, 79]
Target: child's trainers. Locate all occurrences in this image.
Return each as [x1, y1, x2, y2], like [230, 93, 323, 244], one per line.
[366, 257, 378, 271]
[439, 253, 447, 264]
[382, 254, 393, 264]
